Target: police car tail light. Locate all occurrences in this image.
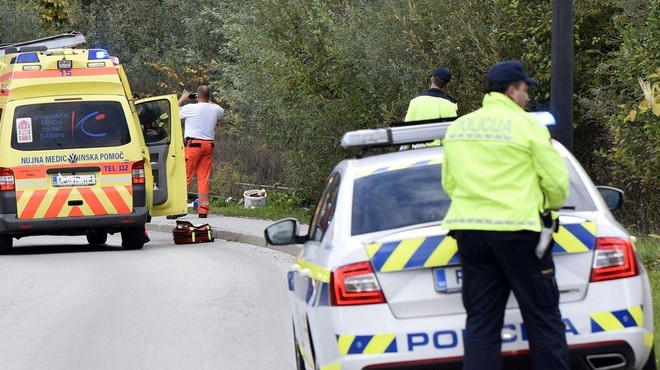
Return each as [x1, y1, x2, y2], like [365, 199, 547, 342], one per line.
[590, 237, 638, 282]
[131, 161, 146, 184]
[331, 262, 386, 306]
[0, 168, 15, 191]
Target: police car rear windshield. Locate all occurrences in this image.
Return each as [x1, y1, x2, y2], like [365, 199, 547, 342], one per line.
[12, 101, 130, 150]
[351, 161, 596, 236]
[352, 164, 450, 235]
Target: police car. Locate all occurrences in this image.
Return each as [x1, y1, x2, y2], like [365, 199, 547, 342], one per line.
[265, 115, 655, 370]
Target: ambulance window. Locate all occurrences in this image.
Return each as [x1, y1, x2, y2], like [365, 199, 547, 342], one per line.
[11, 101, 130, 150]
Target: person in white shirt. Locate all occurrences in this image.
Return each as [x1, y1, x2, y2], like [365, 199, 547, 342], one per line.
[178, 85, 224, 218]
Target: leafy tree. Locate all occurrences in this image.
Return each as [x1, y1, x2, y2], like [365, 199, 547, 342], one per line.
[1, 0, 657, 231]
[34, 0, 69, 31]
[0, 1, 44, 44]
[601, 0, 660, 231]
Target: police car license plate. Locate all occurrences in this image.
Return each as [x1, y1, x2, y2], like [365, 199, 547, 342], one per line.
[52, 174, 96, 187]
[433, 266, 463, 293]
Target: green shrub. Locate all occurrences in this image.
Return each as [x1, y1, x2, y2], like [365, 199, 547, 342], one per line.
[605, 71, 660, 231]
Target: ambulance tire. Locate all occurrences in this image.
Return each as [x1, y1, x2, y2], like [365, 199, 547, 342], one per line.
[121, 226, 145, 250]
[0, 234, 13, 255]
[86, 231, 108, 245]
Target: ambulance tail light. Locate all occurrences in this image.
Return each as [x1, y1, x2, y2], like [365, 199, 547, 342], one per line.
[0, 168, 15, 191]
[131, 161, 146, 184]
[331, 262, 386, 306]
[590, 237, 638, 282]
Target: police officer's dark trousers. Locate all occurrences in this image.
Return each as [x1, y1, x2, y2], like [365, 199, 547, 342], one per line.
[454, 230, 570, 370]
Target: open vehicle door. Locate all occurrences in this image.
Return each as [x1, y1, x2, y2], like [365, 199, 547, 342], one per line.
[136, 95, 187, 216]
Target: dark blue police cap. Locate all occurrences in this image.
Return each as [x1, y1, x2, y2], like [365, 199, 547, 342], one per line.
[486, 60, 538, 87]
[433, 67, 452, 83]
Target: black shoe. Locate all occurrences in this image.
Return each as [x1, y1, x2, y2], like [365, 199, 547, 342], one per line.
[143, 235, 150, 243]
[199, 214, 207, 218]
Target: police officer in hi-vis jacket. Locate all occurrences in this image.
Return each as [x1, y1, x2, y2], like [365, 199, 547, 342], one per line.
[441, 60, 570, 370]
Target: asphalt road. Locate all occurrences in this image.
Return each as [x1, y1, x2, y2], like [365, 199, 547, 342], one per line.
[0, 231, 296, 370]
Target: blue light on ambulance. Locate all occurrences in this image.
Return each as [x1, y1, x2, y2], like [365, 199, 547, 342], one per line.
[15, 53, 40, 63]
[88, 49, 110, 60]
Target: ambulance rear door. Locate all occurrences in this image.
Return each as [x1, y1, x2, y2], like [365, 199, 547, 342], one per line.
[136, 95, 187, 216]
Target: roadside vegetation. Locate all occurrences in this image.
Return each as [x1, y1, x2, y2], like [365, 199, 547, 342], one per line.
[6, 0, 656, 233]
[5, 0, 658, 350]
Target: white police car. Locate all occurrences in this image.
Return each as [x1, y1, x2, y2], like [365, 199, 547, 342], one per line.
[265, 116, 655, 370]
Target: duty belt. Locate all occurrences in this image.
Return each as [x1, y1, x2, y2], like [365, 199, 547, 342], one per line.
[185, 138, 215, 147]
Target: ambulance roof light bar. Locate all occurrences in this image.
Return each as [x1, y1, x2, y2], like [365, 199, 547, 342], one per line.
[0, 31, 86, 57]
[341, 111, 556, 149]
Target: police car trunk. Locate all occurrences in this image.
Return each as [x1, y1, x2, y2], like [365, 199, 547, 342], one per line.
[347, 146, 605, 320]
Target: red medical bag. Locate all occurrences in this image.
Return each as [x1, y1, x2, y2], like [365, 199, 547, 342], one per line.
[172, 220, 215, 244]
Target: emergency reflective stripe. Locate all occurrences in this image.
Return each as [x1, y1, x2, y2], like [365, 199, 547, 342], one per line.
[355, 158, 442, 179]
[298, 345, 316, 369]
[367, 222, 596, 272]
[296, 257, 331, 283]
[16, 184, 133, 219]
[336, 334, 398, 355]
[590, 306, 643, 333]
[367, 235, 459, 273]
[441, 92, 569, 232]
[319, 363, 341, 370]
[4, 67, 117, 80]
[645, 332, 655, 348]
[551, 221, 596, 254]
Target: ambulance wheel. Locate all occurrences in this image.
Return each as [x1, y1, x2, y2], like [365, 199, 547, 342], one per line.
[0, 234, 13, 255]
[121, 226, 145, 250]
[86, 231, 108, 245]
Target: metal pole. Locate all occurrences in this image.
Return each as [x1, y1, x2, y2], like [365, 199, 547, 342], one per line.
[550, 0, 574, 151]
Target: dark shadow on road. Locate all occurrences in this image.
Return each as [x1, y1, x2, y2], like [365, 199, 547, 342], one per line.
[9, 243, 126, 255]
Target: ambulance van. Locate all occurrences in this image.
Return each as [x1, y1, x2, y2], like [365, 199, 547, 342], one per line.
[0, 34, 187, 253]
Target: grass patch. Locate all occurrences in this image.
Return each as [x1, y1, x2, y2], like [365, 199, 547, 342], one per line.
[636, 235, 660, 357]
[210, 190, 313, 223]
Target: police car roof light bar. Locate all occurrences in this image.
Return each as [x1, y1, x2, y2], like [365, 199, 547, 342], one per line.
[341, 121, 452, 148]
[340, 112, 556, 149]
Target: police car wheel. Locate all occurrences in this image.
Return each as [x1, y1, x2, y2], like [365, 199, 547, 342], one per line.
[0, 234, 13, 255]
[643, 346, 656, 370]
[121, 226, 145, 250]
[86, 231, 108, 245]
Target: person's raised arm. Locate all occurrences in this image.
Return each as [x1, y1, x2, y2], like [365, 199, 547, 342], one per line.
[178, 89, 190, 107]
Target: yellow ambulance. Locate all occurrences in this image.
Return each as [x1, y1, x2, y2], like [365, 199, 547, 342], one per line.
[0, 33, 187, 253]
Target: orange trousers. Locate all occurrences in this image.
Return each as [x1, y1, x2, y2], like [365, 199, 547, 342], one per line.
[185, 139, 214, 215]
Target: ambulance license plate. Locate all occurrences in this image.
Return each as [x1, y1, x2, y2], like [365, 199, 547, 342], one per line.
[433, 266, 463, 293]
[52, 174, 96, 187]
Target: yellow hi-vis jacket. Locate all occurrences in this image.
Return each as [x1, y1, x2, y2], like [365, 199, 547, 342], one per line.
[405, 88, 458, 146]
[404, 95, 458, 122]
[441, 92, 569, 232]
